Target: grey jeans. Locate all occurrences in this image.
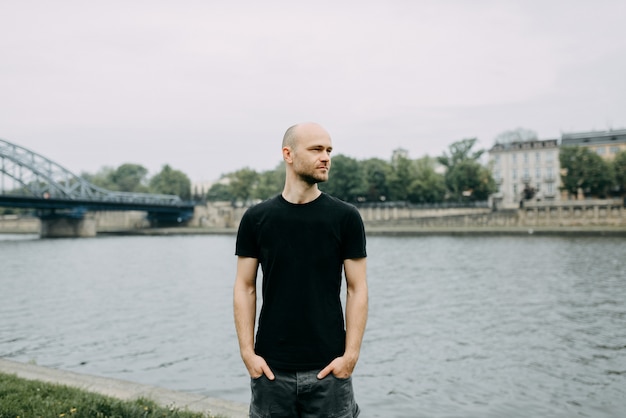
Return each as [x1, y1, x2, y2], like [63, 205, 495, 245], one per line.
[249, 369, 360, 418]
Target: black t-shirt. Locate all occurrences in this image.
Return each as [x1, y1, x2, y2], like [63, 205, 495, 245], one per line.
[235, 192, 367, 371]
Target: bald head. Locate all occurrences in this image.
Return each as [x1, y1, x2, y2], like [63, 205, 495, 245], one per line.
[282, 122, 330, 151]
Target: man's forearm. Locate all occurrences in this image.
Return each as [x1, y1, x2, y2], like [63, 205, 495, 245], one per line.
[233, 256, 259, 358]
[344, 284, 368, 363]
[233, 284, 257, 356]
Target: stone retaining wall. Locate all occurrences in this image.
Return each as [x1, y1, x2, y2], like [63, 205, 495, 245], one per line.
[2, 200, 624, 234]
[358, 205, 491, 222]
[520, 199, 625, 227]
[364, 209, 521, 229]
[0, 211, 148, 234]
[363, 200, 625, 229]
[0, 215, 39, 233]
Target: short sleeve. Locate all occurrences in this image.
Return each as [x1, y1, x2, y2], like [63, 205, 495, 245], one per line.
[235, 209, 259, 258]
[341, 207, 367, 260]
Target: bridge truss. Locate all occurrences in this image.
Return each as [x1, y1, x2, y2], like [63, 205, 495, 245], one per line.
[0, 138, 194, 224]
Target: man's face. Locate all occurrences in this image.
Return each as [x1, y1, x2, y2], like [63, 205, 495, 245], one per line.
[291, 130, 332, 185]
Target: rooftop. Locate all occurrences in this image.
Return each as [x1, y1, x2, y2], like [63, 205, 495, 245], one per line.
[561, 129, 626, 146]
[489, 138, 558, 152]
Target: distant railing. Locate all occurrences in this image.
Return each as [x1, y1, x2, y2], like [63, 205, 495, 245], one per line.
[355, 200, 490, 210]
[523, 199, 623, 208]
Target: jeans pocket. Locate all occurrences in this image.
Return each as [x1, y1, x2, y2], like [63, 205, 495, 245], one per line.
[330, 372, 353, 381]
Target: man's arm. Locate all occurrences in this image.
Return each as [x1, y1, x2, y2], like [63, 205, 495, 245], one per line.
[318, 257, 368, 379]
[233, 256, 275, 380]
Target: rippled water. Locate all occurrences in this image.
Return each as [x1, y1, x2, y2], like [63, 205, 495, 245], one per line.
[1, 233, 625, 417]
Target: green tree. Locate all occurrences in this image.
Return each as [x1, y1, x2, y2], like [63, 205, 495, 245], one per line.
[361, 158, 391, 202]
[438, 138, 494, 201]
[149, 165, 192, 200]
[110, 163, 149, 192]
[446, 160, 496, 201]
[254, 163, 285, 200]
[320, 154, 366, 202]
[227, 167, 259, 203]
[559, 146, 614, 198]
[438, 138, 484, 169]
[81, 167, 116, 190]
[407, 156, 446, 203]
[613, 150, 626, 196]
[387, 155, 417, 201]
[81, 164, 149, 193]
[206, 181, 232, 201]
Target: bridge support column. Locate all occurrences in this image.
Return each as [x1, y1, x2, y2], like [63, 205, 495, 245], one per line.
[40, 215, 97, 238]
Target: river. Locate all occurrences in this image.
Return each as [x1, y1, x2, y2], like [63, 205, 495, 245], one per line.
[1, 233, 625, 417]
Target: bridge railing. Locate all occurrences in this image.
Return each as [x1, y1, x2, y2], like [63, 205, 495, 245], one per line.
[1, 138, 183, 206]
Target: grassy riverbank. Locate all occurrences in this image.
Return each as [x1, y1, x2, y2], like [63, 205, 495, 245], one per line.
[0, 372, 217, 418]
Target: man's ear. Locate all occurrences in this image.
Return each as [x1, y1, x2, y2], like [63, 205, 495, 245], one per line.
[282, 146, 293, 164]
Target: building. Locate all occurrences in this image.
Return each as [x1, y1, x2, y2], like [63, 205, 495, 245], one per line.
[561, 129, 626, 160]
[489, 139, 561, 208]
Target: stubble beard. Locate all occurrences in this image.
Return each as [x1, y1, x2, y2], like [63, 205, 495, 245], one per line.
[292, 157, 330, 185]
[299, 171, 328, 185]
[296, 166, 329, 185]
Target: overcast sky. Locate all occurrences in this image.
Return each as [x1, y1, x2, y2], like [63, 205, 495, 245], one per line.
[2, 0, 625, 183]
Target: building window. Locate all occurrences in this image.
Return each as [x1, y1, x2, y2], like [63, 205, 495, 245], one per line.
[546, 151, 554, 162]
[524, 153, 529, 164]
[512, 154, 517, 164]
[536, 167, 541, 178]
[512, 169, 517, 180]
[546, 183, 554, 194]
[535, 152, 541, 162]
[610, 146, 620, 154]
[596, 147, 606, 155]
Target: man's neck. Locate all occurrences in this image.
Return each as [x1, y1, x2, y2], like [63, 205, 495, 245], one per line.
[282, 181, 322, 204]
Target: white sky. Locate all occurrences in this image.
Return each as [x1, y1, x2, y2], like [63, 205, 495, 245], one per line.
[2, 0, 625, 183]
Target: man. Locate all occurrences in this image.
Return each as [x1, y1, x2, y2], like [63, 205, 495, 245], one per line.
[233, 122, 368, 417]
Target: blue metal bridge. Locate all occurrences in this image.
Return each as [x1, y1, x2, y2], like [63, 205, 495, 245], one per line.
[0, 138, 194, 227]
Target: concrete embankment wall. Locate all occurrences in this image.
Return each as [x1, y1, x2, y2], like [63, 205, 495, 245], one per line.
[2, 200, 625, 235]
[0, 215, 40, 233]
[0, 211, 150, 235]
[518, 200, 626, 227]
[363, 204, 626, 229]
[191, 199, 626, 230]
[361, 200, 626, 234]
[95, 210, 150, 231]
[364, 208, 519, 229]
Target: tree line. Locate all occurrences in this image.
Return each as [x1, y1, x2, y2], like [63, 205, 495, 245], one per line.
[207, 138, 497, 204]
[82, 141, 626, 204]
[209, 140, 626, 205]
[83, 164, 193, 200]
[3, 135, 626, 214]
[559, 146, 626, 199]
[76, 142, 626, 204]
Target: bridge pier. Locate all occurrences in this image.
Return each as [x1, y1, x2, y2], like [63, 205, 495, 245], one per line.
[40, 215, 97, 238]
